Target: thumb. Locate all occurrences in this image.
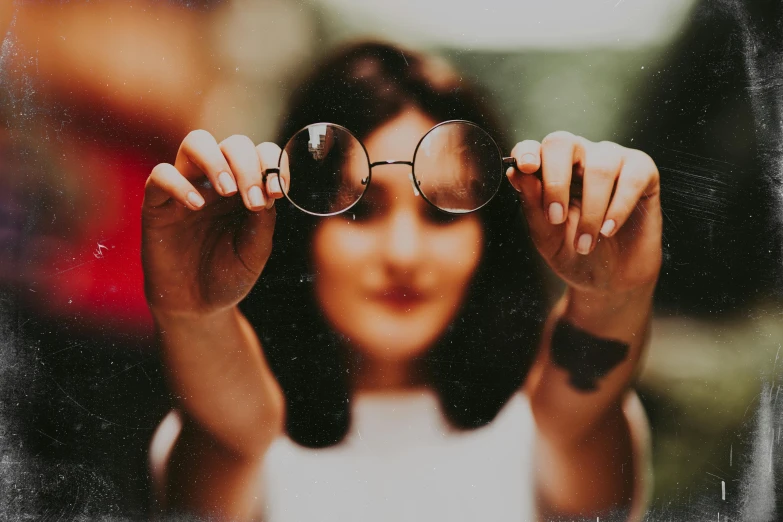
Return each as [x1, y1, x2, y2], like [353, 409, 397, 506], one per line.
[507, 167, 558, 248]
[235, 205, 277, 276]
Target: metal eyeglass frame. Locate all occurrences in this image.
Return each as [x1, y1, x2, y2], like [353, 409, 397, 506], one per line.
[263, 119, 552, 217]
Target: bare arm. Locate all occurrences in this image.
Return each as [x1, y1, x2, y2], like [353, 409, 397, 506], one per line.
[507, 131, 661, 518]
[526, 288, 652, 517]
[157, 307, 284, 460]
[165, 413, 268, 520]
[154, 307, 283, 519]
[142, 130, 289, 519]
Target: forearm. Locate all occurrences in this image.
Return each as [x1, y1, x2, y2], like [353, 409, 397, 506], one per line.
[529, 286, 651, 441]
[535, 400, 634, 517]
[155, 306, 284, 460]
[166, 415, 265, 520]
[529, 286, 652, 516]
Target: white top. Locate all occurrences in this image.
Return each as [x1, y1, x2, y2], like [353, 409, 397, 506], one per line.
[260, 391, 537, 522]
[149, 391, 651, 522]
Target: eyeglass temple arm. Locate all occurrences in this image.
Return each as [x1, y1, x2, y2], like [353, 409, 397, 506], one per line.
[503, 157, 583, 199]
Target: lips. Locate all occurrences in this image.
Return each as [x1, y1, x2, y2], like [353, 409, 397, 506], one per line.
[374, 286, 425, 309]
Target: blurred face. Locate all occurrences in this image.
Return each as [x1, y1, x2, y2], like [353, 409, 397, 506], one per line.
[312, 109, 484, 365]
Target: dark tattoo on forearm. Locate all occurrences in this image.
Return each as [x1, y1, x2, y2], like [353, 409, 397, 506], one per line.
[550, 320, 629, 392]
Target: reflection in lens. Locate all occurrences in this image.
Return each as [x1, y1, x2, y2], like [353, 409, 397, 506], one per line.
[413, 122, 502, 213]
[281, 124, 369, 215]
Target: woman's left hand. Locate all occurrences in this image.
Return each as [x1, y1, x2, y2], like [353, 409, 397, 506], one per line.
[507, 131, 662, 299]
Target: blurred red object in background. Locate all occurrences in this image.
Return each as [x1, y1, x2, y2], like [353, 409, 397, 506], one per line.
[3, 2, 218, 336]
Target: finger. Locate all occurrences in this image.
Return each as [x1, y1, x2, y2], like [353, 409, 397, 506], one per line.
[508, 165, 553, 243]
[238, 144, 281, 273]
[540, 131, 583, 225]
[175, 129, 238, 197]
[144, 163, 205, 211]
[563, 201, 582, 258]
[256, 142, 285, 208]
[509, 140, 542, 177]
[602, 151, 660, 237]
[265, 154, 290, 201]
[575, 141, 622, 255]
[220, 135, 266, 211]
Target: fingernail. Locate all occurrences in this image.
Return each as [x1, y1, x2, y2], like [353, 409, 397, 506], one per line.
[577, 233, 592, 255]
[248, 185, 265, 208]
[505, 167, 523, 192]
[600, 219, 616, 237]
[521, 153, 539, 168]
[548, 202, 564, 224]
[269, 176, 282, 195]
[218, 171, 237, 195]
[187, 191, 205, 208]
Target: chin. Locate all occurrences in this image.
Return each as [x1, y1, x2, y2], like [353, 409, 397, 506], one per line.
[343, 313, 448, 362]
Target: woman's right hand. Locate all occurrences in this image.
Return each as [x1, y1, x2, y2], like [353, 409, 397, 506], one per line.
[142, 131, 285, 318]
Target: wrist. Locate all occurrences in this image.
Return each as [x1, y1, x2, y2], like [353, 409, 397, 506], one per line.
[562, 285, 654, 343]
[151, 305, 241, 335]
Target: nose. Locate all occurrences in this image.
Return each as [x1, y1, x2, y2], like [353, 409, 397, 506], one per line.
[382, 207, 424, 274]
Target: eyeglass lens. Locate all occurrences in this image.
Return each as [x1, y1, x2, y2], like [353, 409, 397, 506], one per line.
[412, 122, 502, 214]
[280, 124, 369, 216]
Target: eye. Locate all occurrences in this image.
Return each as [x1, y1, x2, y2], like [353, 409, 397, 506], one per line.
[344, 197, 380, 222]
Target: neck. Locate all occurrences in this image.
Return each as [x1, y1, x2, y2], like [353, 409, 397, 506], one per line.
[349, 354, 427, 392]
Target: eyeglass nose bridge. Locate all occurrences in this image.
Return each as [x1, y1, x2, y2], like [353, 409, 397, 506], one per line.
[364, 160, 416, 190]
[369, 160, 414, 168]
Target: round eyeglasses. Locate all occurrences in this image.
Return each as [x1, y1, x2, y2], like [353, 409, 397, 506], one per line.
[263, 120, 570, 216]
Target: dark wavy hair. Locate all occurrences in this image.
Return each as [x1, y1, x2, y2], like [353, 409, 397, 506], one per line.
[240, 42, 547, 448]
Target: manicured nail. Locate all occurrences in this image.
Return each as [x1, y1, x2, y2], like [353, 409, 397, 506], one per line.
[521, 153, 539, 169]
[218, 171, 237, 195]
[269, 176, 282, 195]
[248, 185, 265, 208]
[548, 202, 564, 224]
[600, 219, 616, 237]
[187, 191, 205, 208]
[577, 233, 592, 255]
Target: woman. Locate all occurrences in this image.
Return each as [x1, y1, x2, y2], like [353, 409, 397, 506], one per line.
[142, 42, 660, 521]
